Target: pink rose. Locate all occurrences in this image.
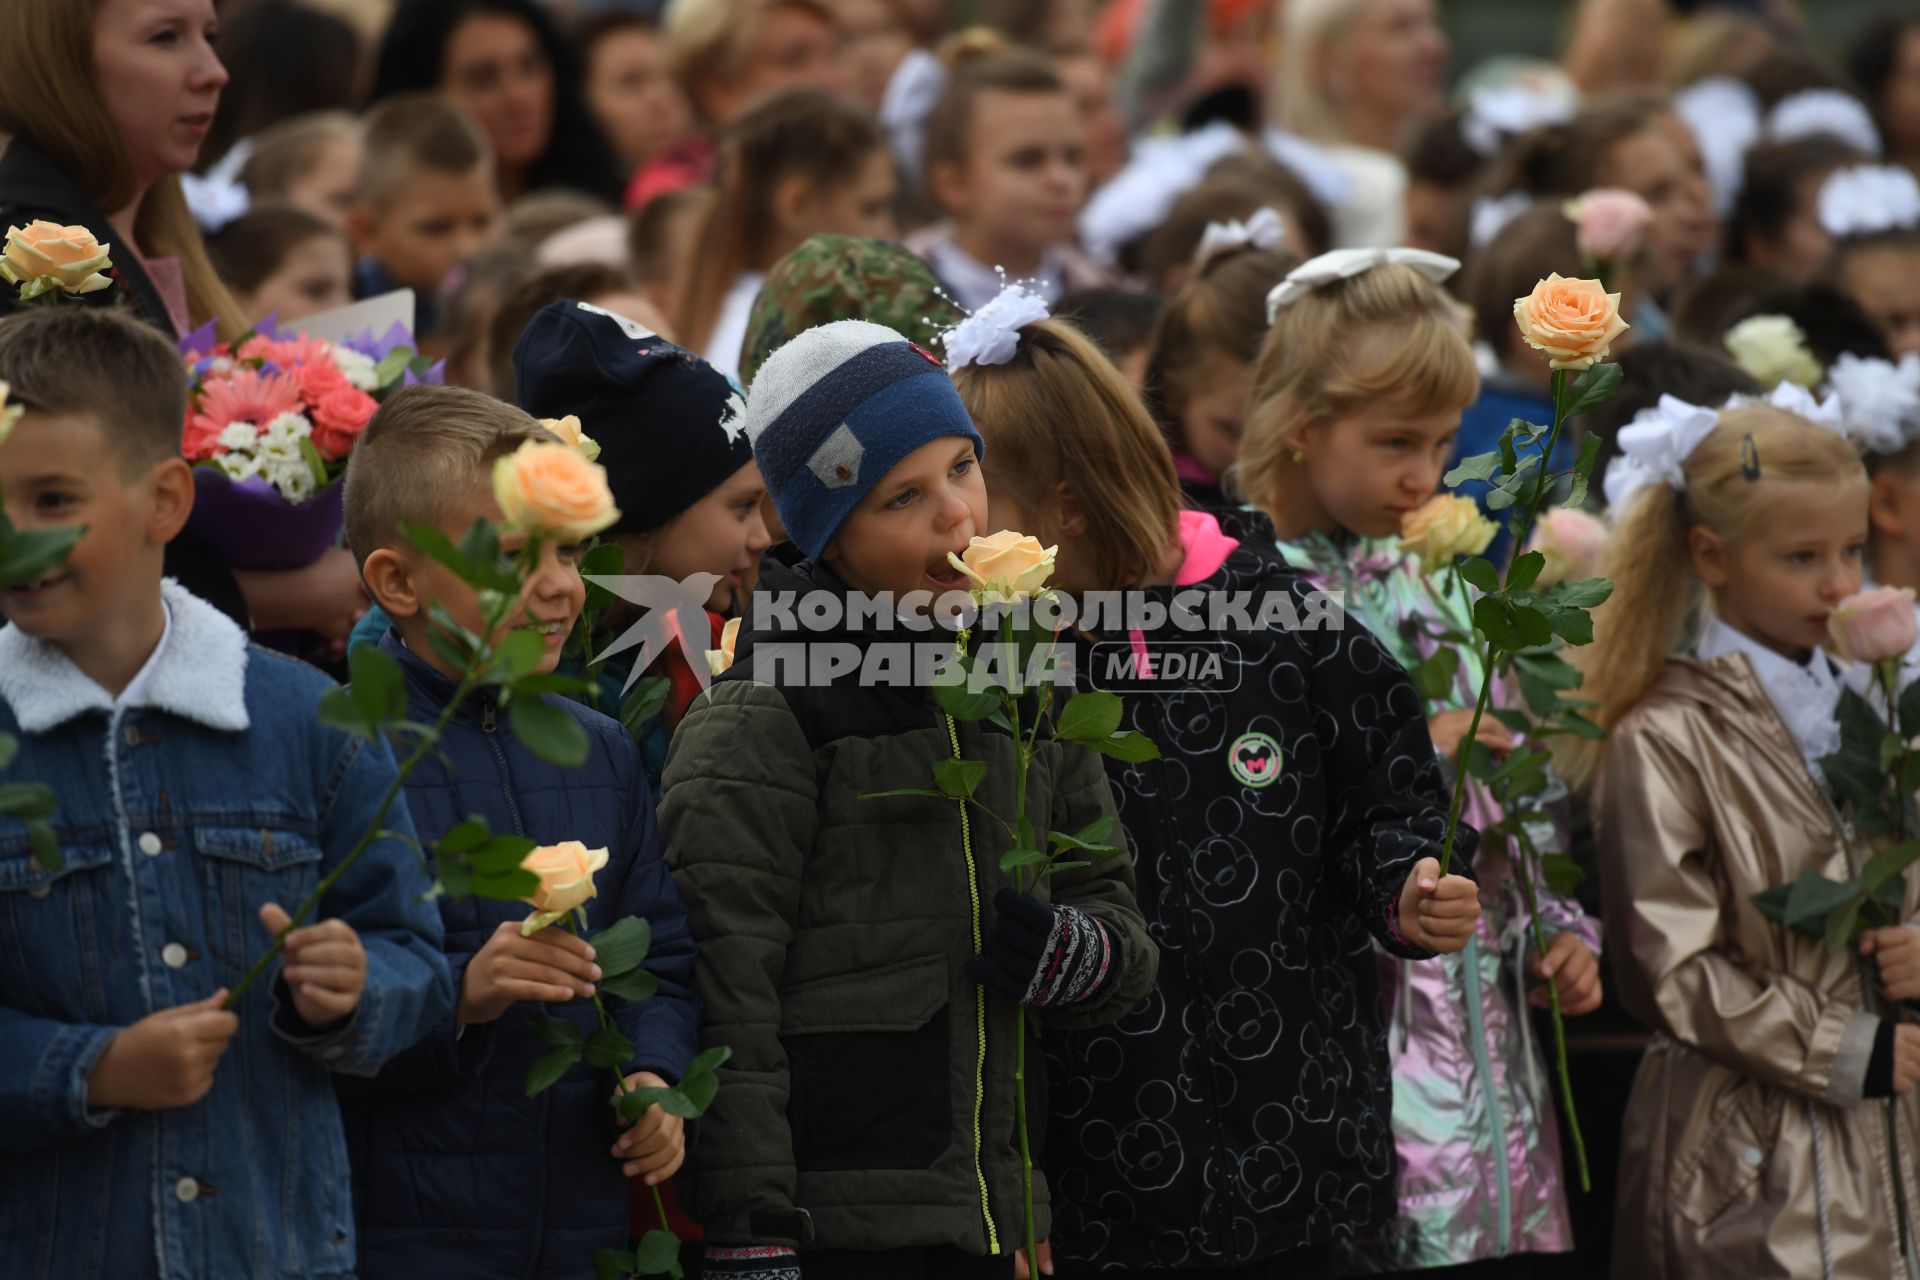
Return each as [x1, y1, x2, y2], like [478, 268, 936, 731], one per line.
[1828, 586, 1920, 663]
[1525, 508, 1609, 589]
[1564, 189, 1653, 264]
[309, 384, 378, 459]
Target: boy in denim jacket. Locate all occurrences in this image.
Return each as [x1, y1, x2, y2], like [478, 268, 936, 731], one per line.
[0, 310, 453, 1278]
[337, 386, 699, 1278]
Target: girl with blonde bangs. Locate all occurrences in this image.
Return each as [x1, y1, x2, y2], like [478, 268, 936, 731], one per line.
[952, 310, 1482, 1276]
[1588, 402, 1920, 1280]
[1245, 256, 1602, 1275]
[0, 0, 247, 339]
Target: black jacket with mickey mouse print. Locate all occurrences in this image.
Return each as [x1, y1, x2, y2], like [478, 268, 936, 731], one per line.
[1043, 511, 1478, 1270]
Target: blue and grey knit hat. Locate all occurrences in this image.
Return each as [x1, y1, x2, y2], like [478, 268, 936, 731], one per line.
[743, 320, 985, 561]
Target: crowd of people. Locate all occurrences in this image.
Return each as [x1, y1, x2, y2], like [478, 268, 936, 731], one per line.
[5, 0, 1920, 1277]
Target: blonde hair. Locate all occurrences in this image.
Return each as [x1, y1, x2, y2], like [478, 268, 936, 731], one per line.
[1143, 245, 1299, 451]
[343, 385, 557, 568]
[664, 0, 835, 123]
[0, 0, 247, 339]
[357, 94, 493, 213]
[1569, 404, 1868, 783]
[241, 111, 362, 203]
[1274, 0, 1367, 143]
[953, 319, 1183, 589]
[1237, 263, 1479, 517]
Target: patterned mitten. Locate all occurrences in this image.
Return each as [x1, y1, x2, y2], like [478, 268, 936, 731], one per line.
[967, 887, 1113, 1007]
[704, 1246, 801, 1280]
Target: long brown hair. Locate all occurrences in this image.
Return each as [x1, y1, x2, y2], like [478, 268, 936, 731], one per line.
[673, 86, 885, 357]
[0, 0, 247, 339]
[953, 318, 1183, 590]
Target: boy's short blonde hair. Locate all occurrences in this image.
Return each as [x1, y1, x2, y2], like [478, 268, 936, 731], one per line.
[0, 308, 187, 472]
[357, 93, 493, 213]
[1237, 263, 1480, 516]
[343, 385, 555, 567]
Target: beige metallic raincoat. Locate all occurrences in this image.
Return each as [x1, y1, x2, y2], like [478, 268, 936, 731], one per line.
[1597, 654, 1920, 1280]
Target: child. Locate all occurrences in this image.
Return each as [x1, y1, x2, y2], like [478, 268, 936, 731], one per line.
[208, 204, 355, 327]
[242, 111, 364, 230]
[629, 186, 712, 333]
[950, 307, 1484, 1275]
[1140, 232, 1297, 516]
[582, 8, 695, 176]
[1238, 254, 1604, 1275]
[337, 384, 701, 1277]
[1055, 286, 1162, 390]
[488, 263, 676, 396]
[515, 298, 769, 790]
[659, 320, 1158, 1277]
[348, 93, 504, 339]
[1586, 397, 1920, 1277]
[1822, 163, 1920, 359]
[675, 88, 897, 380]
[0, 307, 453, 1277]
[1726, 136, 1870, 283]
[908, 48, 1111, 311]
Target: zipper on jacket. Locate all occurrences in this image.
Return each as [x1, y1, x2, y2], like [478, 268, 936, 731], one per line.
[1458, 934, 1514, 1255]
[480, 697, 527, 837]
[947, 711, 1001, 1257]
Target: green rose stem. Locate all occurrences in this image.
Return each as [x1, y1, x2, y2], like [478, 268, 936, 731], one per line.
[223, 544, 533, 1011]
[1509, 827, 1591, 1191]
[1437, 367, 1573, 878]
[999, 610, 1042, 1277]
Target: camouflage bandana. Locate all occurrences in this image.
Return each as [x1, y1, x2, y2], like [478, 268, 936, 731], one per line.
[738, 234, 967, 389]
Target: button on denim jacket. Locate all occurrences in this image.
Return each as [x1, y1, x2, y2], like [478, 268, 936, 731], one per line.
[0, 582, 454, 1279]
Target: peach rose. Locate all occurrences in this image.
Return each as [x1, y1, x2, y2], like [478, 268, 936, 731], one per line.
[950, 530, 1057, 603]
[492, 439, 621, 542]
[540, 414, 602, 463]
[1513, 273, 1630, 371]
[1399, 494, 1497, 569]
[1, 221, 113, 299]
[1526, 507, 1609, 589]
[1828, 586, 1919, 664]
[705, 616, 741, 677]
[519, 841, 611, 934]
[1564, 189, 1653, 263]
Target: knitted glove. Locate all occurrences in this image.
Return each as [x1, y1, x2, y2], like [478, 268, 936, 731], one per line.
[704, 1246, 801, 1279]
[967, 888, 1114, 1007]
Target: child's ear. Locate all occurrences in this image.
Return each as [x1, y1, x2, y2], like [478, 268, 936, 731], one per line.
[929, 159, 969, 219]
[361, 547, 420, 619]
[345, 203, 378, 258]
[1871, 470, 1909, 538]
[772, 174, 815, 239]
[1055, 480, 1088, 536]
[1688, 524, 1730, 588]
[148, 458, 194, 544]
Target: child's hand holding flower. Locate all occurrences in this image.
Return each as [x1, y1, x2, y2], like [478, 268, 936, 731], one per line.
[613, 1069, 688, 1184]
[1863, 927, 1920, 1002]
[1529, 933, 1604, 1015]
[1397, 857, 1481, 953]
[260, 902, 366, 1028]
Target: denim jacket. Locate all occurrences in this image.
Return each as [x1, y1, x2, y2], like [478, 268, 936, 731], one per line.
[0, 581, 454, 1280]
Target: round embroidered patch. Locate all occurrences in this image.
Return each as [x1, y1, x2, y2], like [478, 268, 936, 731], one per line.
[1228, 731, 1283, 788]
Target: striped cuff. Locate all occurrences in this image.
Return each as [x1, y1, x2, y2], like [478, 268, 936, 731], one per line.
[1023, 904, 1113, 1006]
[705, 1244, 802, 1280]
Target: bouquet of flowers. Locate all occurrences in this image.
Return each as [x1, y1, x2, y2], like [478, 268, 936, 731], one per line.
[178, 316, 443, 568]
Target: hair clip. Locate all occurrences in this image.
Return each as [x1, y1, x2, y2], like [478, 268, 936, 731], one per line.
[1741, 434, 1762, 482]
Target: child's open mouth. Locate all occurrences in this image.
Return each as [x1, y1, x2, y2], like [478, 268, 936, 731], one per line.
[5, 568, 71, 602]
[925, 560, 969, 592]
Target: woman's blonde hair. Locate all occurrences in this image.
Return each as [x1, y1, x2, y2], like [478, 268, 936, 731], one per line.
[953, 318, 1183, 590]
[1568, 403, 1869, 783]
[1274, 0, 1367, 143]
[1237, 263, 1479, 518]
[0, 0, 246, 339]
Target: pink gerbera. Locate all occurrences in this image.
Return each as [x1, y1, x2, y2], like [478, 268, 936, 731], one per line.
[184, 369, 303, 459]
[238, 333, 337, 370]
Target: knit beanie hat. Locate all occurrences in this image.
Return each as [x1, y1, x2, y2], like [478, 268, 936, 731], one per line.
[744, 320, 984, 561]
[738, 234, 967, 390]
[512, 300, 753, 536]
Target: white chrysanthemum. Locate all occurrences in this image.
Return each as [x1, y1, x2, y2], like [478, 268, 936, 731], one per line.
[330, 346, 381, 392]
[260, 411, 314, 451]
[266, 455, 316, 502]
[1818, 164, 1920, 239]
[217, 422, 260, 453]
[218, 452, 262, 482]
[205, 356, 235, 376]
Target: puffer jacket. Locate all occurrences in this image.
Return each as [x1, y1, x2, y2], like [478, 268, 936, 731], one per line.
[1278, 528, 1593, 1269]
[658, 560, 1157, 1257]
[1599, 654, 1920, 1280]
[339, 632, 701, 1280]
[1041, 516, 1478, 1270]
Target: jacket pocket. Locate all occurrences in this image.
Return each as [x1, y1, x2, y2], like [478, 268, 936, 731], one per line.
[194, 825, 326, 977]
[0, 836, 118, 1013]
[1675, 1078, 1774, 1228]
[780, 952, 952, 1172]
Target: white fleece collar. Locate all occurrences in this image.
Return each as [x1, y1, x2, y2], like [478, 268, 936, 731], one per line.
[0, 579, 250, 734]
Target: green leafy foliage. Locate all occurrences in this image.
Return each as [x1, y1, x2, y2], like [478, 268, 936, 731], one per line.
[0, 522, 83, 588]
[1086, 731, 1161, 763]
[591, 915, 653, 977]
[932, 660, 1003, 721]
[583, 1026, 636, 1070]
[620, 676, 672, 737]
[1565, 434, 1603, 508]
[935, 757, 989, 801]
[631, 1231, 685, 1277]
[1056, 690, 1123, 744]
[1562, 362, 1625, 418]
[526, 1044, 582, 1096]
[318, 645, 408, 740]
[1411, 648, 1462, 701]
[509, 695, 590, 768]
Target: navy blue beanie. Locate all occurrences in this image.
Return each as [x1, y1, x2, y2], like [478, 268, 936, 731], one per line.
[742, 320, 985, 561]
[512, 300, 754, 535]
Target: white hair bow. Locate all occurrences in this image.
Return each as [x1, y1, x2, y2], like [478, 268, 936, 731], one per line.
[1460, 83, 1576, 158]
[944, 281, 1051, 372]
[183, 140, 253, 235]
[1079, 122, 1250, 263]
[1602, 395, 1721, 511]
[1469, 191, 1532, 250]
[1727, 380, 1847, 430]
[1673, 77, 1762, 219]
[1192, 207, 1287, 270]
[1265, 248, 1460, 322]
[1766, 89, 1882, 155]
[1818, 164, 1920, 239]
[1827, 353, 1920, 455]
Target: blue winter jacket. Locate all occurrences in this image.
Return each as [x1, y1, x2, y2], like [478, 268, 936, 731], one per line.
[339, 631, 701, 1280]
[0, 582, 453, 1280]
